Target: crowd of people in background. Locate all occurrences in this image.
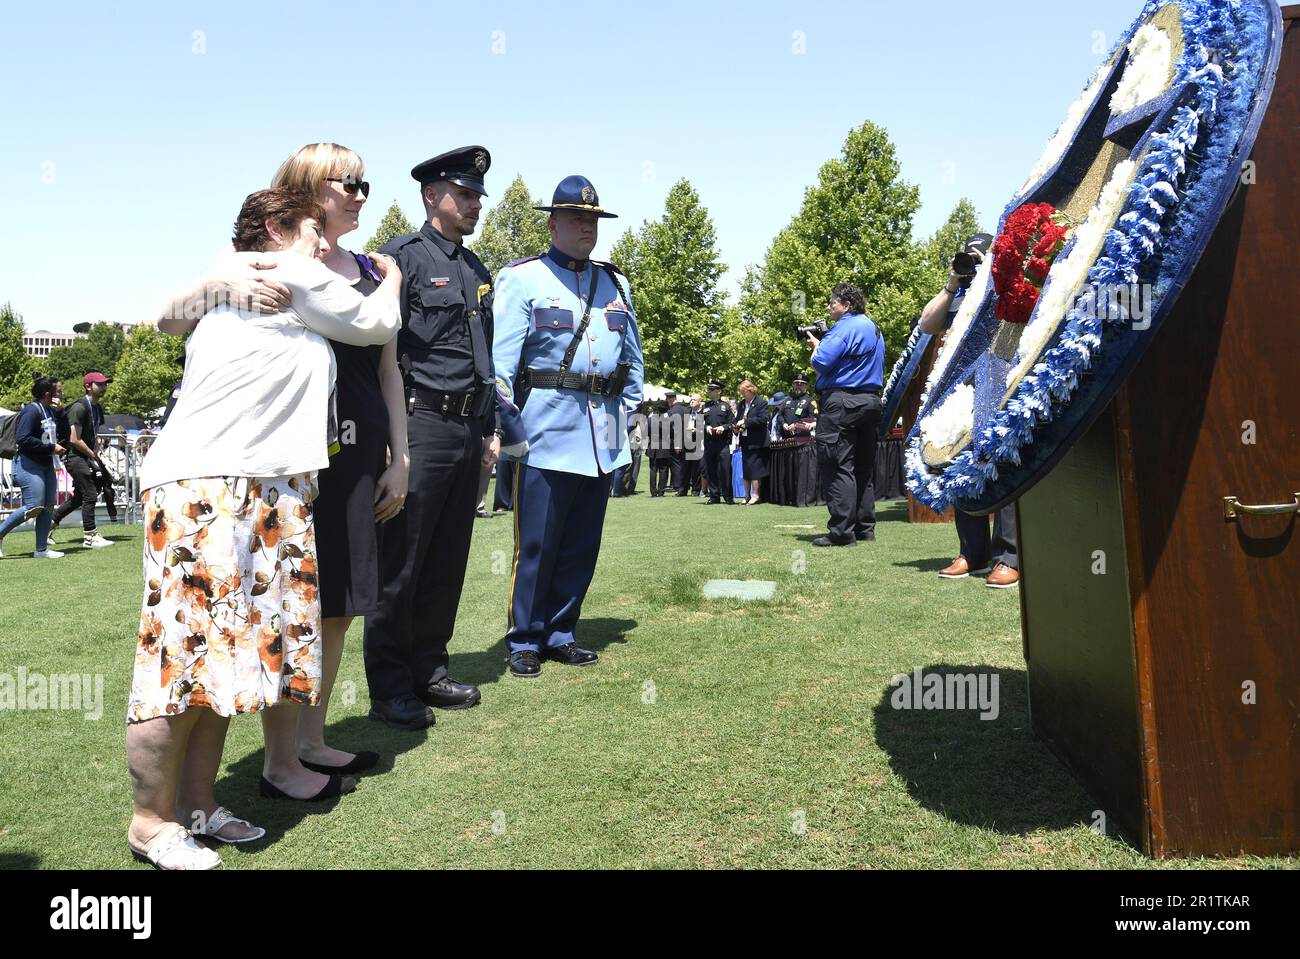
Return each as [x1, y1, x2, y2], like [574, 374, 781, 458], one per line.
[0, 371, 126, 559]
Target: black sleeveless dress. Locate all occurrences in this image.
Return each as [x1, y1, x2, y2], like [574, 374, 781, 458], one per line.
[315, 252, 389, 618]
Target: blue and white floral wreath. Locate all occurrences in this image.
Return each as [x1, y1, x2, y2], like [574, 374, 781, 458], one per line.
[904, 0, 1282, 514]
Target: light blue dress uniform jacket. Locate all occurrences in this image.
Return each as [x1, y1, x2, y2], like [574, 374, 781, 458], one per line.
[492, 256, 644, 477]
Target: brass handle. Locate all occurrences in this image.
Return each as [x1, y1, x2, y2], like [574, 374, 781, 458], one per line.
[1223, 493, 1300, 520]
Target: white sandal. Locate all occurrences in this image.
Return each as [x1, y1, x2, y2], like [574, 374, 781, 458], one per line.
[129, 822, 222, 870]
[199, 806, 266, 844]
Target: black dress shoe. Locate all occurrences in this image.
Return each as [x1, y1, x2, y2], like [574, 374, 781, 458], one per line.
[419, 677, 481, 710]
[542, 643, 599, 666]
[300, 751, 380, 776]
[368, 695, 436, 730]
[705, 498, 721, 505]
[855, 531, 876, 542]
[811, 535, 857, 547]
[510, 650, 542, 678]
[259, 774, 356, 801]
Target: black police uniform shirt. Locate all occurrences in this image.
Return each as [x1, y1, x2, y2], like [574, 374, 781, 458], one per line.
[781, 394, 815, 425]
[380, 223, 493, 405]
[702, 398, 734, 438]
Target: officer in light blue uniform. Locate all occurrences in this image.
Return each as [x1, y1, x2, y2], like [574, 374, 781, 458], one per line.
[492, 176, 644, 678]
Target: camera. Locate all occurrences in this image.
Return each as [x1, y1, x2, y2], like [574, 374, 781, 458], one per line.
[951, 233, 994, 289]
[798, 320, 829, 340]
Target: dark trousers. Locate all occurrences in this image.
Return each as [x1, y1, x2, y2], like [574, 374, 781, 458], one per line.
[493, 460, 515, 511]
[954, 503, 1018, 570]
[669, 450, 687, 494]
[685, 453, 703, 494]
[52, 456, 102, 531]
[627, 449, 642, 494]
[703, 439, 733, 502]
[506, 465, 612, 653]
[815, 391, 881, 542]
[650, 458, 671, 496]
[364, 411, 480, 698]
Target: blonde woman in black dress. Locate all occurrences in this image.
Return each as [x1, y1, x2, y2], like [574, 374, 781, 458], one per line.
[261, 144, 410, 797]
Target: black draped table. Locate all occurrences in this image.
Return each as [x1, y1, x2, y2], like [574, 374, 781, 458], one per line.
[766, 437, 904, 506]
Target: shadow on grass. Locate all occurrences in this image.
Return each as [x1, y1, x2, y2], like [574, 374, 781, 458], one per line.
[213, 714, 431, 852]
[450, 617, 638, 688]
[873, 664, 1108, 837]
[0, 852, 40, 870]
[891, 556, 961, 573]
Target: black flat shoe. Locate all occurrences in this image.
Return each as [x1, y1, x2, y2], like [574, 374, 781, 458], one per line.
[418, 677, 481, 710]
[368, 695, 436, 730]
[259, 774, 356, 801]
[542, 643, 599, 666]
[299, 751, 380, 776]
[811, 535, 857, 547]
[509, 650, 542, 678]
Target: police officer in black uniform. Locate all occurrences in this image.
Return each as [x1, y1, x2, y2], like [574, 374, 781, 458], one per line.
[779, 373, 816, 437]
[664, 390, 691, 495]
[700, 379, 735, 504]
[364, 146, 501, 730]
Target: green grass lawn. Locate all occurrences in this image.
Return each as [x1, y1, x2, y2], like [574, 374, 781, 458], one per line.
[0, 490, 1292, 870]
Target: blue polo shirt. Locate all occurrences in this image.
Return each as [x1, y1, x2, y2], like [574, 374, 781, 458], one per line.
[811, 312, 884, 391]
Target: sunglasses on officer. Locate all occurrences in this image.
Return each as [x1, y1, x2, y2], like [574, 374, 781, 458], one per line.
[326, 173, 370, 198]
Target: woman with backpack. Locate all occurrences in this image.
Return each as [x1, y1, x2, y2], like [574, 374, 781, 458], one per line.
[0, 374, 67, 559]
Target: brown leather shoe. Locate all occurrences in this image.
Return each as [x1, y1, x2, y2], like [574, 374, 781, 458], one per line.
[985, 563, 1020, 588]
[938, 556, 971, 578]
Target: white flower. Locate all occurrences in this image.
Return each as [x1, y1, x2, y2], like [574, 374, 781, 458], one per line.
[1110, 25, 1174, 115]
[920, 383, 974, 455]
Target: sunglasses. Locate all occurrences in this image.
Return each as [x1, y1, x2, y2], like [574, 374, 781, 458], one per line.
[326, 174, 370, 198]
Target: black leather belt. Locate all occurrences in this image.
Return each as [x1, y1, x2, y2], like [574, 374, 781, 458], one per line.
[818, 387, 881, 397]
[412, 387, 480, 417]
[520, 369, 613, 395]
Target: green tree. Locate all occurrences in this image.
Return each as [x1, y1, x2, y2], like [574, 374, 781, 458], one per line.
[609, 179, 726, 393]
[470, 175, 551, 279]
[364, 201, 416, 252]
[713, 306, 786, 397]
[43, 322, 127, 384]
[0, 303, 39, 410]
[741, 120, 931, 382]
[104, 325, 186, 418]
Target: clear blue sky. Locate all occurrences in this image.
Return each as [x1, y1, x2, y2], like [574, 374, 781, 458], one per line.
[1, 0, 1159, 333]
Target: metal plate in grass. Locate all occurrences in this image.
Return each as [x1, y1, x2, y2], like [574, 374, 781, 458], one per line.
[702, 579, 776, 601]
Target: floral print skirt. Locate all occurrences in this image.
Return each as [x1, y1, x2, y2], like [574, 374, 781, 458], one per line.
[127, 474, 323, 723]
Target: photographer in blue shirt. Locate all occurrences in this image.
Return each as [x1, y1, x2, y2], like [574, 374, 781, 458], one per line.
[806, 283, 885, 546]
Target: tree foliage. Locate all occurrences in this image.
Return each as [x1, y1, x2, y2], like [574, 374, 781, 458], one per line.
[470, 175, 551, 279]
[0, 303, 39, 410]
[364, 201, 416, 253]
[103, 324, 186, 418]
[740, 121, 936, 382]
[610, 179, 726, 393]
[43, 322, 127, 384]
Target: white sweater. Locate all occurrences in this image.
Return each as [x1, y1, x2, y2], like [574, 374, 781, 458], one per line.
[139, 252, 398, 491]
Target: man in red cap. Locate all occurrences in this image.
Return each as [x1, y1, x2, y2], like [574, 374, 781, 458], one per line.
[51, 371, 116, 549]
